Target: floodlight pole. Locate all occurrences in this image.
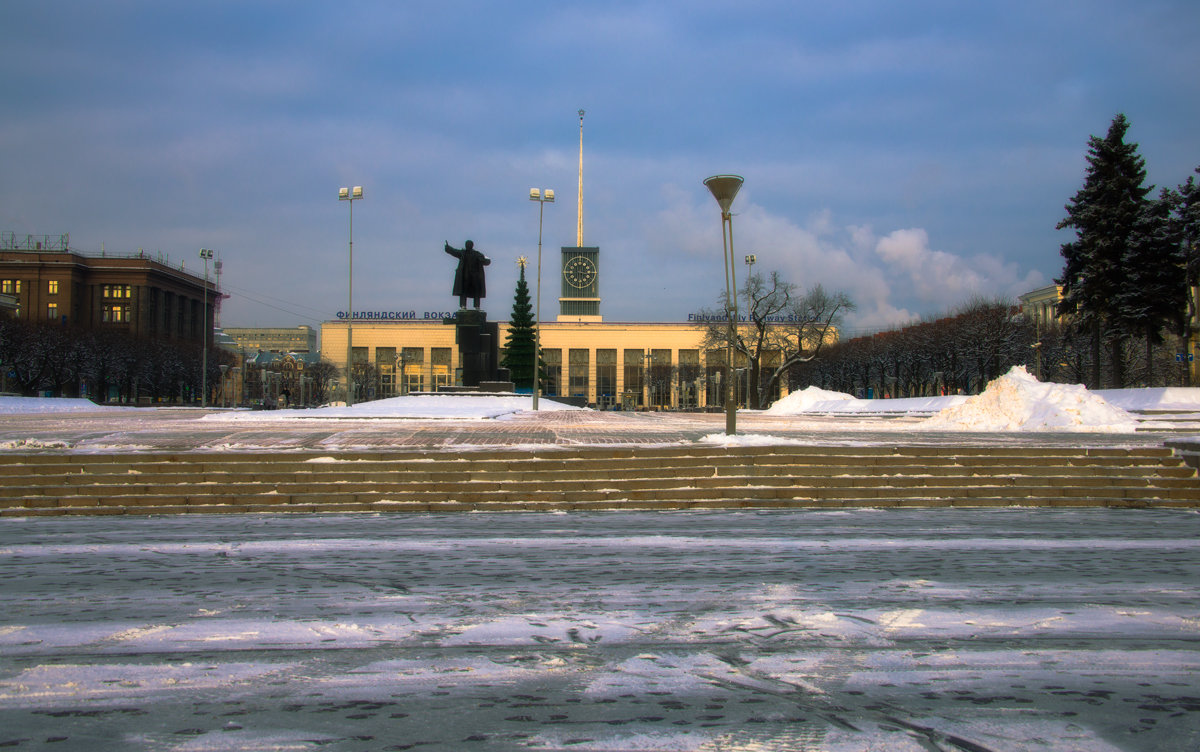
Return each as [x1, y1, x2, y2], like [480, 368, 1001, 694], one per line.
[199, 248, 214, 407]
[530, 188, 555, 411]
[339, 186, 363, 406]
[704, 175, 744, 435]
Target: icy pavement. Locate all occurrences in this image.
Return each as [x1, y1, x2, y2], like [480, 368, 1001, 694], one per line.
[2, 509, 1199, 751]
[0, 407, 1185, 453]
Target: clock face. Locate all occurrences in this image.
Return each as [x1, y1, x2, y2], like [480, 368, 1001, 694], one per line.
[563, 255, 597, 289]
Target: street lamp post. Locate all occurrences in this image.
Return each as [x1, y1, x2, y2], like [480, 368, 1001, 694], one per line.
[529, 188, 555, 410]
[704, 175, 744, 435]
[644, 350, 652, 410]
[744, 253, 756, 320]
[744, 253, 756, 408]
[339, 185, 363, 406]
[198, 248, 214, 407]
[397, 352, 406, 396]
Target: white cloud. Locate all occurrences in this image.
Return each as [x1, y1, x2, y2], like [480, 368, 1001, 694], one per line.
[872, 227, 1045, 312]
[638, 189, 1044, 332]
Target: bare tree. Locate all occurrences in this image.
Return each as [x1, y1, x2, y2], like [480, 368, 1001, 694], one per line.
[699, 271, 854, 408]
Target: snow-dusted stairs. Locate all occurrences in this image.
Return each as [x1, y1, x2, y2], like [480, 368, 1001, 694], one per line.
[2, 445, 1199, 516]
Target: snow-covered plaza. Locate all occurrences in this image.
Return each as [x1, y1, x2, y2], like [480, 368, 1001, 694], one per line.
[2, 369, 1200, 750]
[2, 509, 1199, 751]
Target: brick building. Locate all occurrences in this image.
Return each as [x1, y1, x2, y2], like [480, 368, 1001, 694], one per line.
[0, 233, 214, 343]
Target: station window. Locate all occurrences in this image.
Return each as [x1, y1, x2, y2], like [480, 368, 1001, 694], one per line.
[431, 347, 452, 390]
[1, 279, 20, 294]
[543, 349, 562, 396]
[624, 349, 645, 408]
[376, 347, 397, 397]
[401, 347, 424, 394]
[46, 302, 58, 321]
[679, 350, 701, 409]
[649, 349, 672, 408]
[596, 349, 617, 408]
[569, 349, 589, 398]
[47, 280, 59, 295]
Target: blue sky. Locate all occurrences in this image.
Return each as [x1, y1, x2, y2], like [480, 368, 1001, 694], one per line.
[2, 1, 1198, 335]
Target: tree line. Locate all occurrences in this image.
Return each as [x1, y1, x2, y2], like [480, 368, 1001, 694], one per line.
[0, 316, 343, 406]
[791, 298, 1189, 399]
[0, 316, 233, 401]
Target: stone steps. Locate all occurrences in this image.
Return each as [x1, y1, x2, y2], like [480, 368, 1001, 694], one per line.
[0, 444, 1197, 516]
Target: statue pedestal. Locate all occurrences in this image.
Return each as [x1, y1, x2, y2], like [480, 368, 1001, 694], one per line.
[446, 309, 500, 387]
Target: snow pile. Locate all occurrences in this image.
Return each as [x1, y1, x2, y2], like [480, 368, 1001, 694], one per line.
[763, 385, 855, 415]
[921, 366, 1137, 432]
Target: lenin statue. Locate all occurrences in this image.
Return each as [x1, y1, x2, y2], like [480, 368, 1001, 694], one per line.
[444, 240, 491, 309]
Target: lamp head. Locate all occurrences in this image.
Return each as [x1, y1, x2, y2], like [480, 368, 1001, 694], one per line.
[703, 175, 744, 214]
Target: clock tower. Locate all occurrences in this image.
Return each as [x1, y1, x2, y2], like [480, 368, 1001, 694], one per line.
[558, 110, 602, 321]
[558, 246, 601, 321]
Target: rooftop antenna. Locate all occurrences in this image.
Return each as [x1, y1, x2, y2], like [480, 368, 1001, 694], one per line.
[577, 108, 585, 246]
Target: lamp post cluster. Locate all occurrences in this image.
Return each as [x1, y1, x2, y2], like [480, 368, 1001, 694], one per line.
[529, 187, 555, 411]
[339, 185, 363, 406]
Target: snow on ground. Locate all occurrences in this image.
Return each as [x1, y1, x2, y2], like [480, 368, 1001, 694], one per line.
[204, 393, 584, 421]
[5, 369, 1200, 433]
[0, 395, 141, 414]
[0, 393, 581, 420]
[920, 366, 1137, 432]
[3, 510, 1198, 750]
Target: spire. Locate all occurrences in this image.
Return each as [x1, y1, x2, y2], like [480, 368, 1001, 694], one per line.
[577, 109, 585, 246]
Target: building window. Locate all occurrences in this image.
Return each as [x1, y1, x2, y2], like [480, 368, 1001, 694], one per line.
[1, 280, 20, 294]
[569, 349, 589, 398]
[706, 349, 727, 407]
[401, 347, 424, 394]
[679, 349, 701, 409]
[102, 284, 132, 299]
[47, 280, 59, 295]
[543, 349, 562, 396]
[376, 347, 397, 397]
[624, 349, 645, 408]
[46, 302, 58, 321]
[649, 349, 672, 409]
[596, 349, 617, 409]
[431, 347, 452, 390]
[102, 304, 130, 322]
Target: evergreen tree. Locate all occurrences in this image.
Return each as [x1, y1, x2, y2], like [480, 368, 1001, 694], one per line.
[1173, 168, 1200, 384]
[1178, 169, 1200, 295]
[500, 260, 538, 390]
[1115, 188, 1186, 384]
[1056, 113, 1153, 387]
